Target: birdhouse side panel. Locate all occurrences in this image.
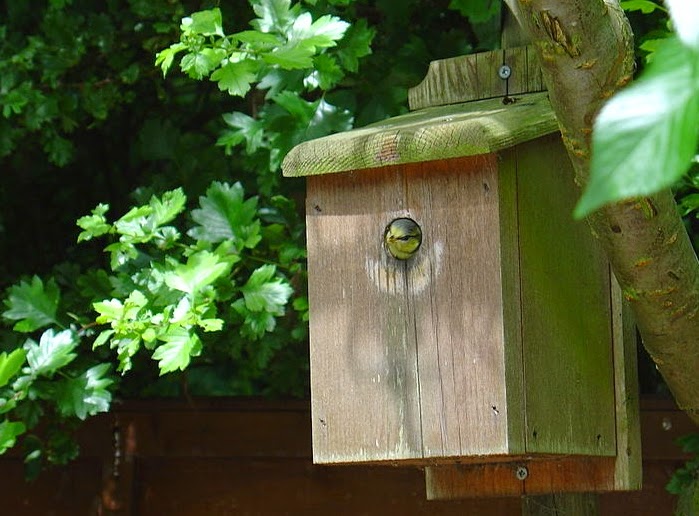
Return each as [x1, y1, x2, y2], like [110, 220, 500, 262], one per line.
[306, 169, 423, 464]
[515, 134, 617, 456]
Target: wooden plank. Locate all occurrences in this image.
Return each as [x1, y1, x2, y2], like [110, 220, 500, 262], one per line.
[306, 155, 515, 464]
[426, 457, 618, 499]
[282, 92, 558, 177]
[408, 47, 546, 111]
[516, 134, 616, 456]
[610, 274, 643, 490]
[498, 146, 526, 453]
[306, 168, 422, 464]
[405, 155, 510, 459]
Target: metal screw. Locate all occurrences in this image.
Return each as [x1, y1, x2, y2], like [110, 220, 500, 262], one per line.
[515, 466, 529, 481]
[661, 417, 672, 431]
[498, 64, 512, 80]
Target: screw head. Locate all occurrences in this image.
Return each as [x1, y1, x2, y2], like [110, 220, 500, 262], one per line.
[498, 64, 512, 80]
[515, 466, 529, 481]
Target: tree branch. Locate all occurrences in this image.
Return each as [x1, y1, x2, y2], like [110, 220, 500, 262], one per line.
[506, 0, 699, 425]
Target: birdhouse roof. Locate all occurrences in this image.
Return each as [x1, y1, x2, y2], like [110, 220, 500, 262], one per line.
[282, 91, 557, 177]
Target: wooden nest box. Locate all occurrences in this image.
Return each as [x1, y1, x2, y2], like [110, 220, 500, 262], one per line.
[282, 47, 641, 498]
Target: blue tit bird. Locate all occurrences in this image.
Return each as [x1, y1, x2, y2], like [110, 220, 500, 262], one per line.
[384, 218, 422, 260]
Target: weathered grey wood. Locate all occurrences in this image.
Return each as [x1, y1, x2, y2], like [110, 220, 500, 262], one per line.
[306, 168, 423, 463]
[610, 274, 643, 490]
[516, 134, 616, 457]
[407, 156, 509, 459]
[498, 142, 526, 454]
[306, 156, 517, 463]
[282, 92, 557, 178]
[408, 46, 545, 111]
[424, 136, 640, 500]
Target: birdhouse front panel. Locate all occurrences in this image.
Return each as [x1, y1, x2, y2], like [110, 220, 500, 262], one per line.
[305, 155, 516, 464]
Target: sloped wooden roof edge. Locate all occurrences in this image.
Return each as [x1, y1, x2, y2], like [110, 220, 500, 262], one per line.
[282, 91, 558, 177]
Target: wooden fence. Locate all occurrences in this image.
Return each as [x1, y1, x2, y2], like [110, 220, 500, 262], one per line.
[2, 397, 694, 515]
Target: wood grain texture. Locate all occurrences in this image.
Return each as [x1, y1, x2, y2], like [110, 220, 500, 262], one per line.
[426, 457, 618, 499]
[408, 46, 545, 111]
[610, 274, 643, 490]
[282, 92, 557, 177]
[306, 156, 512, 464]
[516, 135, 616, 457]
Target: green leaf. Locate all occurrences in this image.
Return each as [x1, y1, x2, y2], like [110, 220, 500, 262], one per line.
[189, 182, 262, 248]
[251, 0, 297, 33]
[76, 203, 110, 242]
[152, 327, 202, 374]
[306, 54, 344, 90]
[211, 60, 258, 97]
[3, 276, 60, 332]
[448, 0, 500, 23]
[0, 420, 26, 455]
[576, 37, 699, 217]
[149, 188, 186, 226]
[0, 349, 27, 388]
[232, 30, 280, 47]
[25, 329, 78, 377]
[154, 43, 187, 76]
[290, 13, 349, 48]
[164, 251, 231, 295]
[620, 0, 666, 14]
[181, 8, 224, 37]
[241, 264, 293, 315]
[336, 18, 375, 73]
[263, 44, 315, 69]
[55, 363, 113, 420]
[232, 298, 277, 339]
[180, 49, 224, 80]
[305, 98, 353, 140]
[219, 112, 264, 154]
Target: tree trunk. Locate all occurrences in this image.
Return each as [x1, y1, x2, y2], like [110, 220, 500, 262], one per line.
[505, 0, 699, 426]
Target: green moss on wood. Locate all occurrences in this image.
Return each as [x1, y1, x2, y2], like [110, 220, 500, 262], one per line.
[282, 92, 558, 177]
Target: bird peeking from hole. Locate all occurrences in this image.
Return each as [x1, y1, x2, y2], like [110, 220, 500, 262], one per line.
[384, 218, 422, 260]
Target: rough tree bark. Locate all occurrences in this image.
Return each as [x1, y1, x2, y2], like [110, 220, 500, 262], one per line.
[505, 0, 699, 426]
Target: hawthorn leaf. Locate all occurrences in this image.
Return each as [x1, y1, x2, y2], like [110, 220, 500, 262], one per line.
[262, 44, 315, 69]
[189, 181, 262, 249]
[149, 188, 186, 226]
[76, 203, 110, 242]
[24, 329, 78, 377]
[164, 251, 230, 295]
[0, 349, 27, 388]
[55, 363, 113, 420]
[3, 276, 60, 332]
[181, 8, 224, 37]
[152, 327, 202, 374]
[241, 265, 292, 315]
[0, 420, 26, 454]
[211, 60, 258, 97]
[576, 37, 699, 217]
[336, 19, 375, 73]
[251, 0, 297, 33]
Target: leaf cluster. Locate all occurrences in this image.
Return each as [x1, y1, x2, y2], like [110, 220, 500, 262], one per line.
[0, 182, 306, 469]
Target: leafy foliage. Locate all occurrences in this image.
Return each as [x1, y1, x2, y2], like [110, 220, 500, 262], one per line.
[576, 2, 699, 217]
[0, 0, 493, 472]
[575, 36, 699, 217]
[667, 434, 699, 514]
